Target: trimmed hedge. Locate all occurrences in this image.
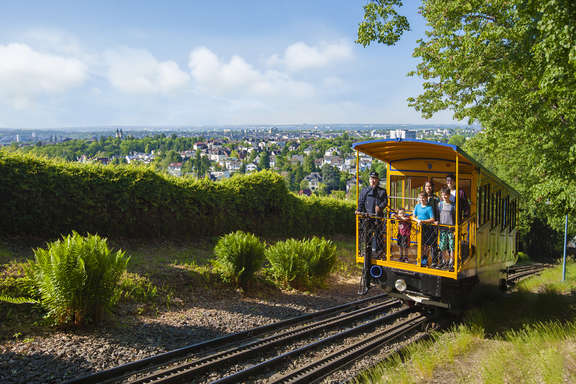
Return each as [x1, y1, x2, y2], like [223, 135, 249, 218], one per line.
[0, 151, 354, 239]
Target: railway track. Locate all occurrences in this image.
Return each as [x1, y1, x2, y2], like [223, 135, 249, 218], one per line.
[68, 294, 427, 384]
[506, 263, 551, 286]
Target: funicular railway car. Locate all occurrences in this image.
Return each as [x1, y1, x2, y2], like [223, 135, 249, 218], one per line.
[353, 139, 519, 308]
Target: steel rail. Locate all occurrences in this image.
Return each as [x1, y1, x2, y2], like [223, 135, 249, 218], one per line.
[508, 266, 548, 283]
[66, 294, 391, 384]
[207, 306, 414, 384]
[270, 314, 427, 384]
[128, 300, 401, 384]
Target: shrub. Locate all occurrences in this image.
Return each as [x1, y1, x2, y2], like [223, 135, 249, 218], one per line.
[113, 272, 158, 303]
[265, 237, 337, 289]
[306, 237, 338, 281]
[212, 231, 265, 287]
[265, 239, 309, 288]
[28, 232, 129, 325]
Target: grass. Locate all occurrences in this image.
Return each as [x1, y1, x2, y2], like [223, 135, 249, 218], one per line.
[356, 261, 576, 384]
[356, 324, 482, 384]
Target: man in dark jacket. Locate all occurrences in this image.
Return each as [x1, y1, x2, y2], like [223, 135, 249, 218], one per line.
[357, 171, 388, 217]
[356, 171, 388, 294]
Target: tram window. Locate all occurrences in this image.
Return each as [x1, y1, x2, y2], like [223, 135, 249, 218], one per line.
[490, 191, 497, 229]
[477, 186, 483, 226]
[479, 184, 489, 226]
[502, 196, 508, 230]
[431, 176, 471, 197]
[511, 199, 517, 230]
[496, 191, 502, 228]
[389, 175, 427, 211]
[484, 184, 490, 225]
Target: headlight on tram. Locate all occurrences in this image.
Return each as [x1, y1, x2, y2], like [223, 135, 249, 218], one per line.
[394, 279, 407, 292]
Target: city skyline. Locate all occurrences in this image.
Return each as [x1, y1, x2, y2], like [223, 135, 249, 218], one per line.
[0, 1, 457, 129]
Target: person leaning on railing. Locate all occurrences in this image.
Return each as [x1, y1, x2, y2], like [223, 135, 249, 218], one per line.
[413, 192, 435, 267]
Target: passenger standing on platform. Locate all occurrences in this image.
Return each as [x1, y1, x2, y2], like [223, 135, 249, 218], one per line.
[425, 181, 440, 219]
[357, 171, 388, 218]
[413, 192, 435, 267]
[425, 181, 440, 266]
[446, 174, 470, 219]
[356, 171, 388, 294]
[438, 188, 456, 270]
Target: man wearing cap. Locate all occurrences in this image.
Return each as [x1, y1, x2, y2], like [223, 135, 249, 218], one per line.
[357, 171, 388, 217]
[356, 171, 388, 294]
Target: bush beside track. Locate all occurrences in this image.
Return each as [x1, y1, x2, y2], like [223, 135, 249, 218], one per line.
[0, 151, 354, 239]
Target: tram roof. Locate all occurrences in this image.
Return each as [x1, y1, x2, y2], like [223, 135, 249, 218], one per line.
[352, 139, 519, 194]
[352, 139, 465, 163]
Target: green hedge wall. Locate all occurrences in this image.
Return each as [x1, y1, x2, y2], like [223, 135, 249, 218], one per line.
[0, 151, 354, 239]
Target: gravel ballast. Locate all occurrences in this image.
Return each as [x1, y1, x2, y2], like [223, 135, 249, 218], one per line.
[0, 274, 383, 384]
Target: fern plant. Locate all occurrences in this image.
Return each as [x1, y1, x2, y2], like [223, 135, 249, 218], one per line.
[265, 239, 309, 288]
[304, 237, 337, 283]
[212, 231, 265, 288]
[265, 237, 337, 289]
[28, 231, 129, 325]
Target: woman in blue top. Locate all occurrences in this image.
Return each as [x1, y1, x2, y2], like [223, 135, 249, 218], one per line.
[413, 192, 435, 266]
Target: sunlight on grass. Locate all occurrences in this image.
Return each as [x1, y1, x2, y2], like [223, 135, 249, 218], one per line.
[356, 324, 481, 384]
[518, 262, 576, 294]
[481, 321, 576, 384]
[332, 238, 360, 276]
[357, 261, 576, 383]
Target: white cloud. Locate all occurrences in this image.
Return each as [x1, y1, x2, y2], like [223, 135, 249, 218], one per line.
[267, 40, 353, 72]
[105, 48, 190, 94]
[0, 43, 87, 109]
[188, 46, 314, 98]
[22, 29, 84, 57]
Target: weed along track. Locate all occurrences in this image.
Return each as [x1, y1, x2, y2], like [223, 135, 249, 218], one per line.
[66, 294, 430, 384]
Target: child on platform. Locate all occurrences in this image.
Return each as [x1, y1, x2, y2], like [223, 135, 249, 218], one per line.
[393, 208, 412, 262]
[438, 188, 456, 269]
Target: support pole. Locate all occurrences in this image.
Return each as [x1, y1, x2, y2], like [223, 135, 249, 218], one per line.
[563, 214, 568, 282]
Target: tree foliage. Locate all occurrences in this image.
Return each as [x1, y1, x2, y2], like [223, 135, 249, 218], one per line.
[358, 0, 576, 234]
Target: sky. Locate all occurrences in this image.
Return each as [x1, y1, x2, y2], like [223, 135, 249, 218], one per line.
[0, 1, 457, 129]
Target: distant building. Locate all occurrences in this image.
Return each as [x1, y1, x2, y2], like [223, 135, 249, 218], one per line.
[167, 162, 182, 177]
[303, 172, 323, 192]
[389, 129, 417, 140]
[246, 163, 258, 173]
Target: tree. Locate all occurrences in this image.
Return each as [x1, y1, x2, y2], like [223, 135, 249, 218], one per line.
[357, 0, 576, 233]
[303, 155, 317, 174]
[258, 151, 270, 170]
[321, 164, 341, 194]
[448, 135, 466, 148]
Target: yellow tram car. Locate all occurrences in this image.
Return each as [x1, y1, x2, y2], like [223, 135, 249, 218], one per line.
[353, 139, 519, 308]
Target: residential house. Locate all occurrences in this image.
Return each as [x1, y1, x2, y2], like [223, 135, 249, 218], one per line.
[303, 172, 323, 192]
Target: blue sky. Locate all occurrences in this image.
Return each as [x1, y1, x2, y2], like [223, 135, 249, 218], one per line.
[0, 1, 456, 129]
